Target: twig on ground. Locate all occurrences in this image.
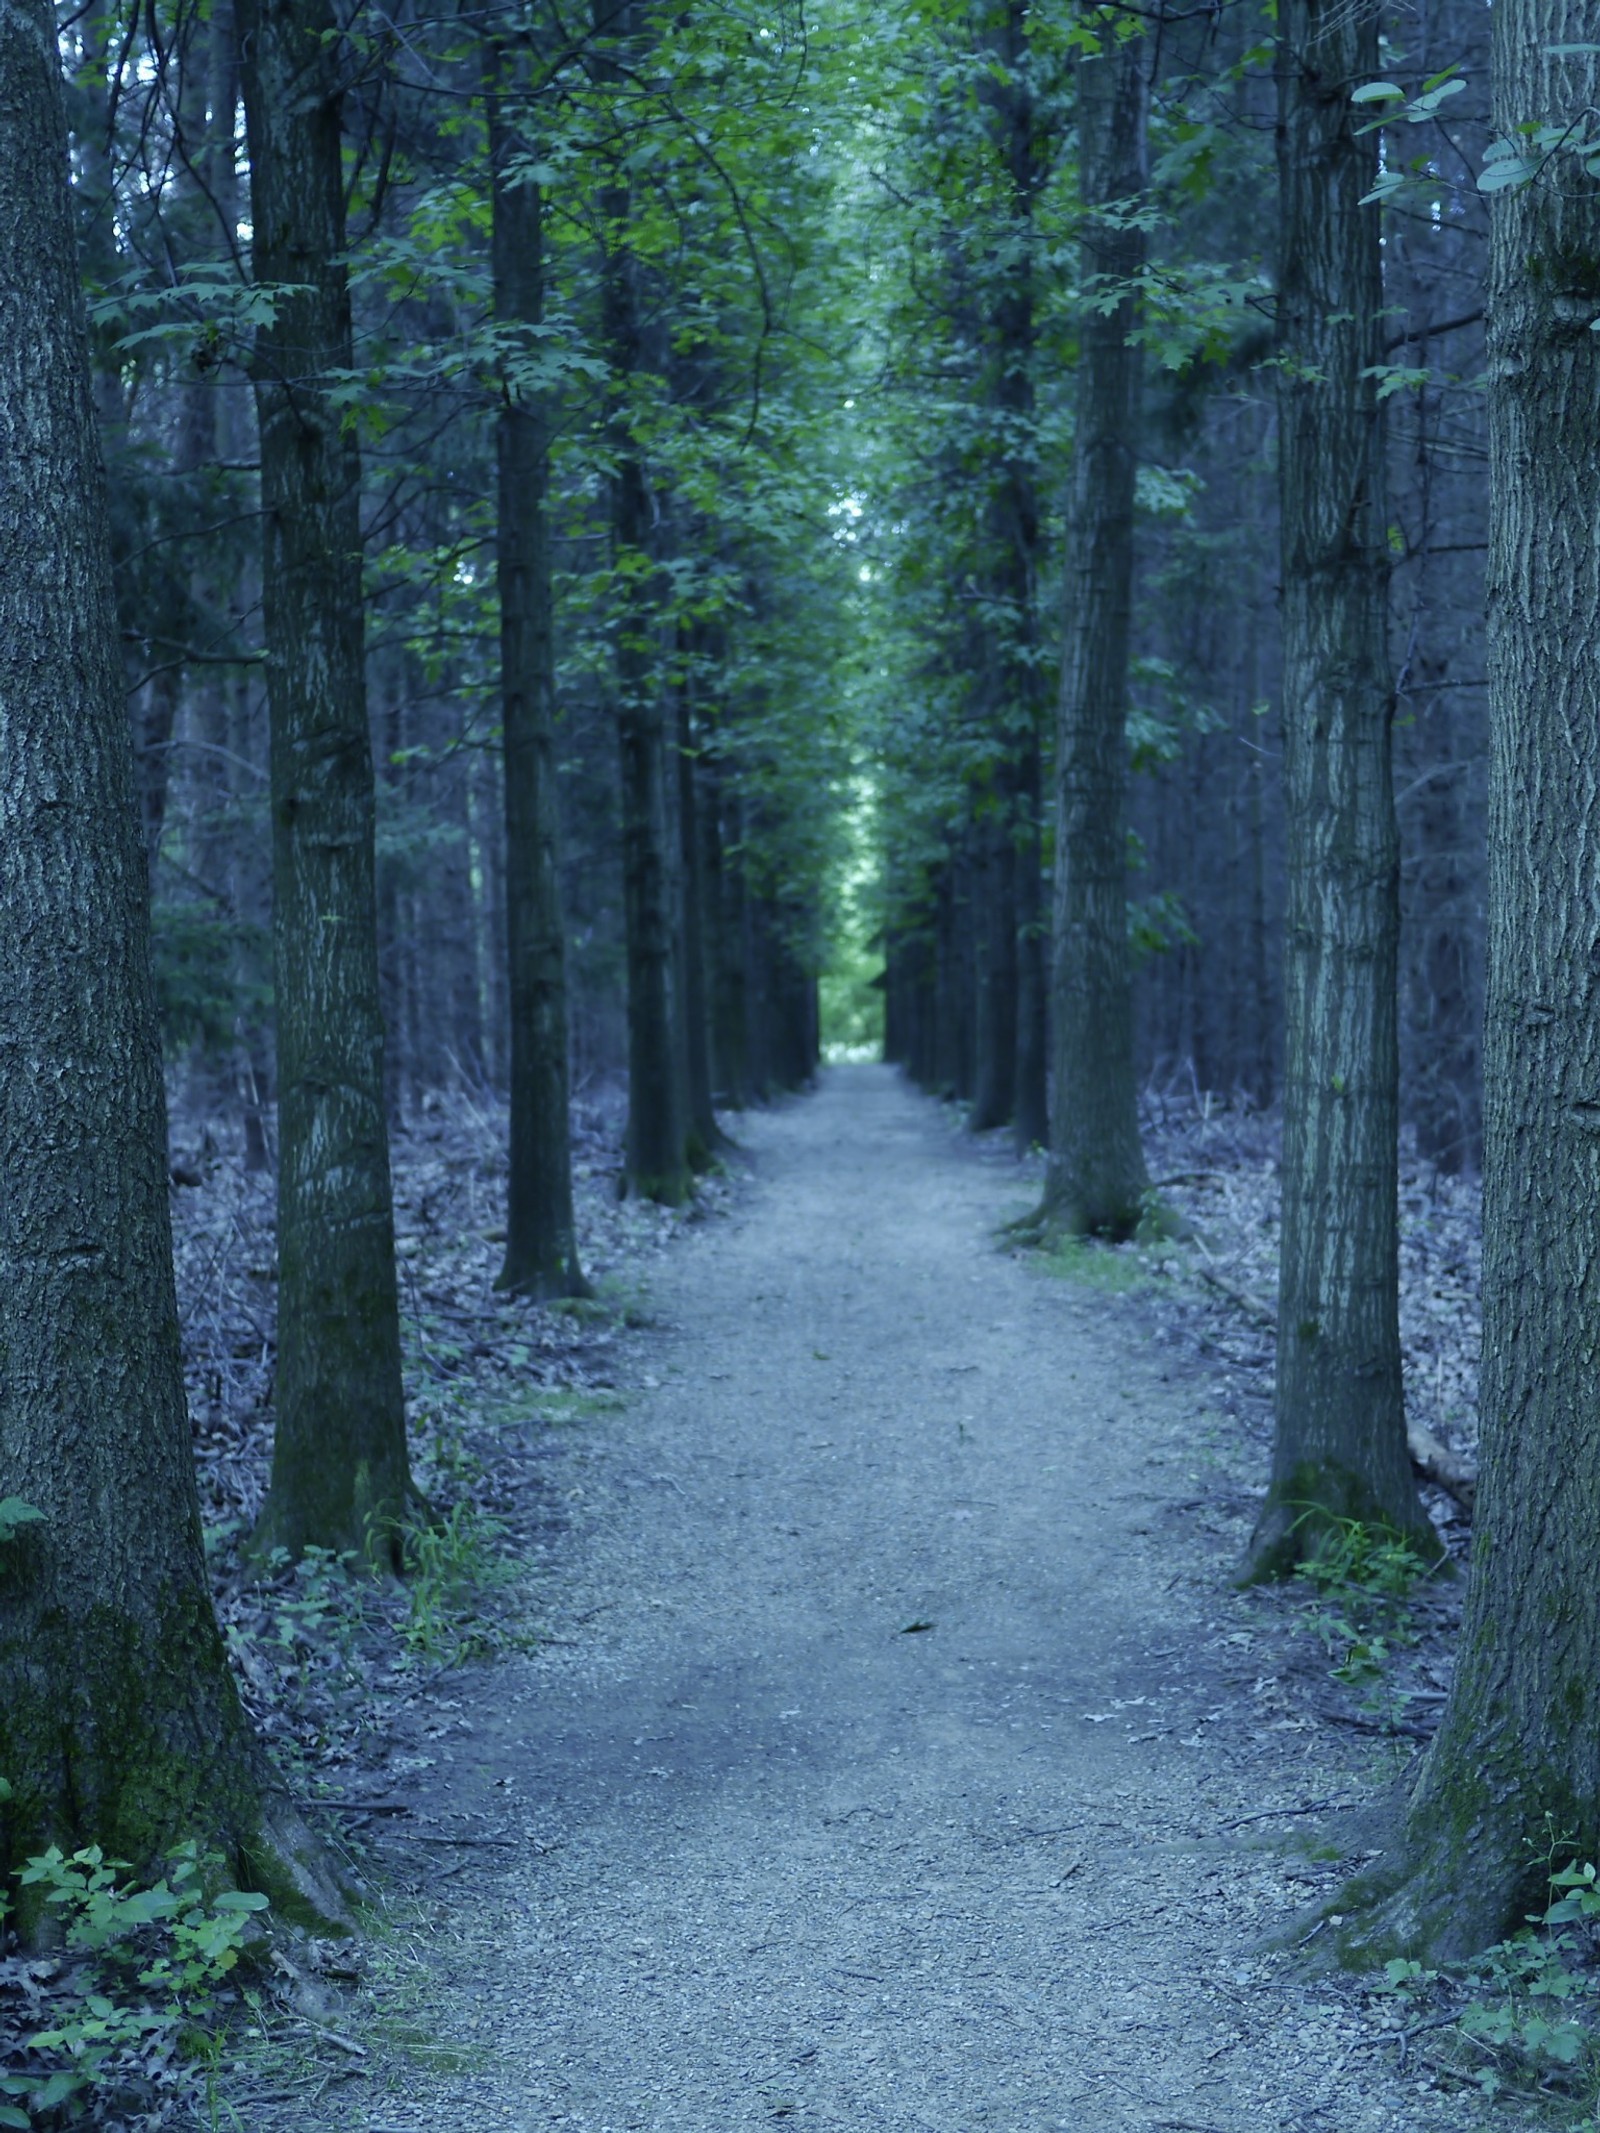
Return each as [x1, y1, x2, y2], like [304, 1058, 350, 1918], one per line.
[1215, 1798, 1362, 1831]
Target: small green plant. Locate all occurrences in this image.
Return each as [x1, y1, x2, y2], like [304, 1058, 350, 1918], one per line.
[395, 1502, 522, 1662]
[1371, 1821, 1600, 2106]
[1293, 1515, 1429, 1731]
[0, 1843, 268, 2128]
[258, 1545, 365, 1655]
[0, 1499, 43, 1545]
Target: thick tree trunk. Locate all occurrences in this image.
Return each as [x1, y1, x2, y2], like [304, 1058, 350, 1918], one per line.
[238, 0, 414, 1562]
[0, 7, 336, 1924]
[1039, 25, 1151, 1236]
[595, 0, 690, 1203]
[487, 42, 588, 1299]
[1246, 0, 1432, 1576]
[1337, 18, 1600, 1962]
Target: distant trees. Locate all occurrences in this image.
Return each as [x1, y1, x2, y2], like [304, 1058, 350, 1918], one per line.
[0, 0, 332, 1919]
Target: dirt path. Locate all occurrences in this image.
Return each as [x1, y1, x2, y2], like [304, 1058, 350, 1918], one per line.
[334, 1067, 1491, 2133]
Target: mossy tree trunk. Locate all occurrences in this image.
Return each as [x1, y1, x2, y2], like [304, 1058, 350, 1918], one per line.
[595, 0, 691, 1206]
[239, 0, 415, 1562]
[0, 9, 337, 1924]
[1245, 0, 1432, 1577]
[486, 36, 589, 1301]
[1336, 16, 1600, 1963]
[1039, 21, 1151, 1236]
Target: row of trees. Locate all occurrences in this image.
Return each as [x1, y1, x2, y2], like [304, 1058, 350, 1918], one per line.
[3, 0, 1600, 1967]
[865, 0, 1600, 1958]
[2, 0, 854, 1910]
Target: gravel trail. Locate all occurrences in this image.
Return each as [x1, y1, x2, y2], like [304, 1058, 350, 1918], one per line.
[352, 1066, 1490, 2133]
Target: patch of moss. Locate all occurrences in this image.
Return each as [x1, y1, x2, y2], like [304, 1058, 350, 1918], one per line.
[531, 1388, 625, 1426]
[1033, 1237, 1148, 1294]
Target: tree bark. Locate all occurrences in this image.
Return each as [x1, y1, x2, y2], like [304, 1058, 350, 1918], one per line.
[676, 652, 725, 1161]
[1245, 0, 1432, 1576]
[968, 785, 1018, 1132]
[0, 5, 337, 1924]
[979, 0, 1049, 1152]
[238, 0, 414, 1561]
[486, 38, 589, 1299]
[1039, 22, 1151, 1236]
[708, 760, 753, 1107]
[1337, 16, 1600, 1960]
[594, 0, 691, 1203]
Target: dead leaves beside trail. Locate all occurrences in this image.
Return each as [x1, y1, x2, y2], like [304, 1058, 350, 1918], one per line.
[164, 1080, 730, 1828]
[1134, 1088, 1482, 1541]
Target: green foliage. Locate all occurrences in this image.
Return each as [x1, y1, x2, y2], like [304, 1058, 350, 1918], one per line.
[254, 1546, 365, 1657]
[0, 1501, 43, 1545]
[1128, 888, 1198, 964]
[396, 1503, 522, 1663]
[0, 1844, 267, 2129]
[1374, 1823, 1600, 2108]
[150, 903, 267, 1054]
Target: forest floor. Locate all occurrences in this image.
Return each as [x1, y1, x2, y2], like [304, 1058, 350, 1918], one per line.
[188, 1060, 1541, 2133]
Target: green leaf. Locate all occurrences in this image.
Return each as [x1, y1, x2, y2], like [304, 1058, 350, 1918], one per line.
[1477, 157, 1536, 192]
[0, 1499, 44, 1542]
[1351, 81, 1406, 104]
[212, 1890, 271, 1912]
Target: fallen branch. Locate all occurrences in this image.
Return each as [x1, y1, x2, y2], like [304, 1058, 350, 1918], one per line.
[1404, 1422, 1477, 1514]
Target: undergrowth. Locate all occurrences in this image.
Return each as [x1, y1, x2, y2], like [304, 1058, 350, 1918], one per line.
[1371, 1821, 1600, 2118]
[1034, 1236, 1147, 1294]
[0, 1838, 267, 2131]
[1292, 1514, 1434, 1742]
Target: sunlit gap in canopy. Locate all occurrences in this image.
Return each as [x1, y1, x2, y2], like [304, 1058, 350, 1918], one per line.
[819, 764, 885, 1065]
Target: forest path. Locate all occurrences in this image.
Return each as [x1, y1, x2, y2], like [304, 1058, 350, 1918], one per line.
[354, 1066, 1482, 2133]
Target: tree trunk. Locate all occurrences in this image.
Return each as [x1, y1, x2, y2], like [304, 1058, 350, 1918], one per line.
[486, 39, 588, 1299]
[595, 0, 690, 1204]
[1245, 0, 1432, 1576]
[1014, 726, 1050, 1149]
[1338, 17, 1600, 1961]
[1039, 23, 1151, 1236]
[238, 0, 414, 1562]
[968, 787, 1018, 1132]
[980, 0, 1049, 1153]
[707, 759, 752, 1107]
[677, 658, 724, 1161]
[0, 7, 337, 1925]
